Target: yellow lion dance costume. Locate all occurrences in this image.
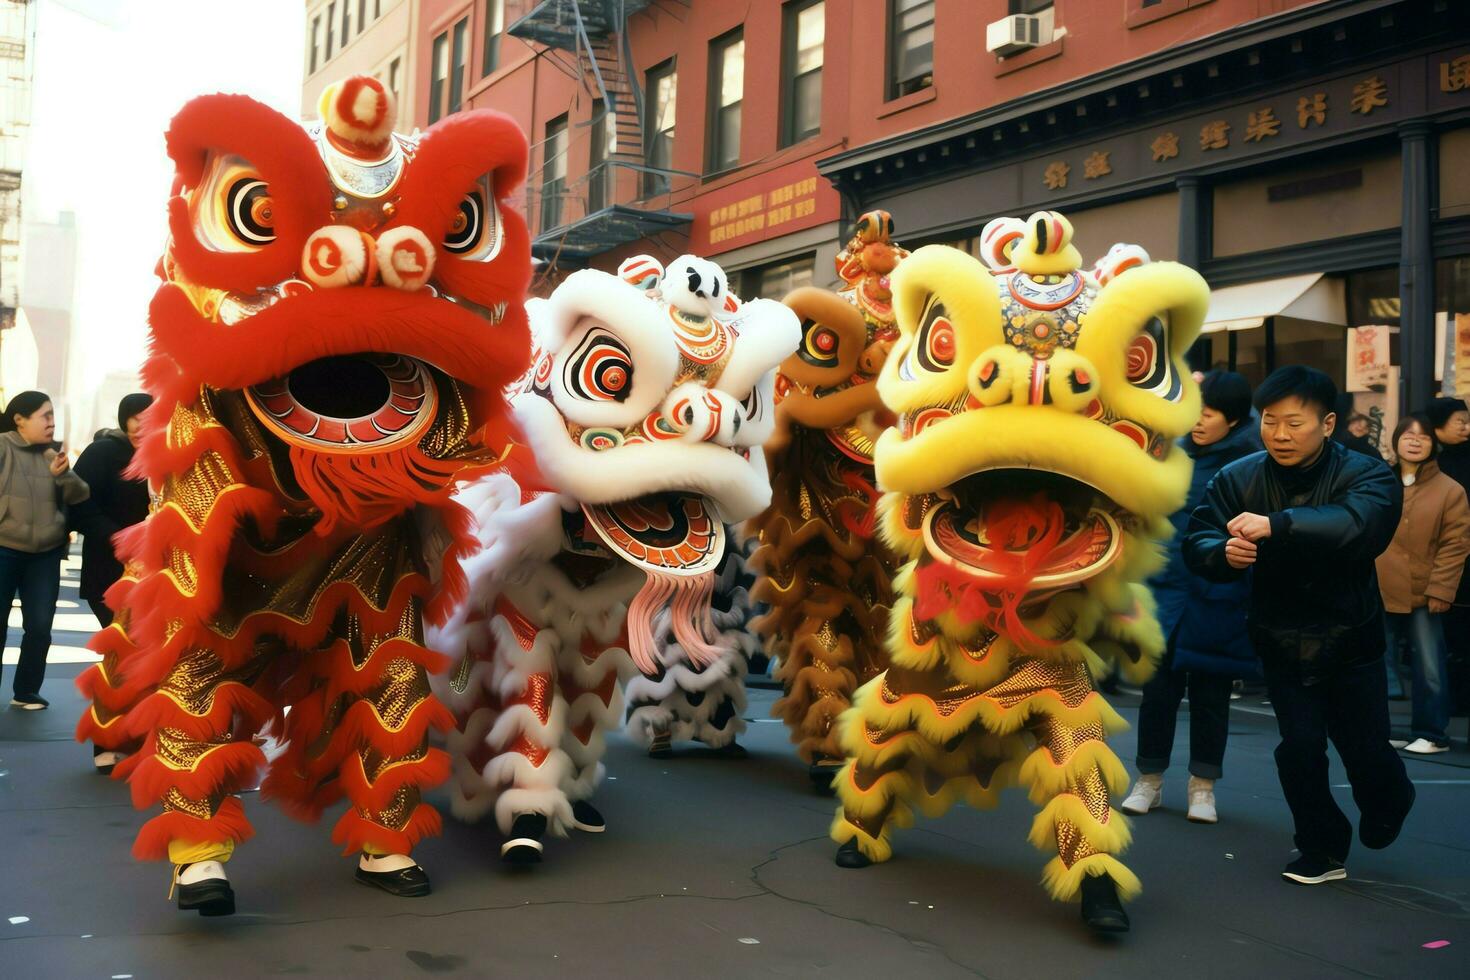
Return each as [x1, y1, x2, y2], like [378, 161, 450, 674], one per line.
[830, 211, 1209, 934]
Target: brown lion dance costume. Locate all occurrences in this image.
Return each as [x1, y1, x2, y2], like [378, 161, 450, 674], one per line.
[74, 77, 532, 915]
[830, 212, 1209, 935]
[748, 211, 907, 791]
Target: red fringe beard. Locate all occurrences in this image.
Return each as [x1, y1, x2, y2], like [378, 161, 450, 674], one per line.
[912, 493, 1072, 652]
[290, 441, 492, 537]
[625, 569, 723, 675]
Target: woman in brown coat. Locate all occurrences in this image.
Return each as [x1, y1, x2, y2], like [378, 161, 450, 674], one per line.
[1376, 413, 1470, 753]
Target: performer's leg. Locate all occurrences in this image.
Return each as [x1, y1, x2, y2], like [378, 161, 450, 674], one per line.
[830, 676, 930, 866]
[555, 642, 625, 831]
[333, 656, 448, 861]
[774, 597, 860, 767]
[1023, 712, 1137, 902]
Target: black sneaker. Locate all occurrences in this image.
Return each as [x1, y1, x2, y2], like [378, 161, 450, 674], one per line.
[501, 812, 547, 864]
[174, 862, 235, 917]
[1281, 855, 1347, 885]
[834, 838, 871, 869]
[1079, 873, 1130, 933]
[10, 694, 48, 710]
[1360, 782, 1416, 850]
[354, 860, 431, 898]
[570, 799, 605, 833]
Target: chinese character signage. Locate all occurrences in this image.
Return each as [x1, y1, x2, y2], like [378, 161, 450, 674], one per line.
[1020, 47, 1470, 200]
[689, 159, 840, 255]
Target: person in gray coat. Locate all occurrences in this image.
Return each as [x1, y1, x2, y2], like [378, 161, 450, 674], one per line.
[0, 391, 90, 709]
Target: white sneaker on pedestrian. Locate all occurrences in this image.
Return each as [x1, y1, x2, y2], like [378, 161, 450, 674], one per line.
[1403, 738, 1449, 754]
[1187, 776, 1218, 823]
[1388, 739, 1410, 749]
[1121, 774, 1162, 815]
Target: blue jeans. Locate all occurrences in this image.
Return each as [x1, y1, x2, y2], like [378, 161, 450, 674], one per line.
[1383, 607, 1451, 744]
[0, 545, 65, 698]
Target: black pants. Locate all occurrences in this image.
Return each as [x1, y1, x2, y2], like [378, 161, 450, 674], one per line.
[86, 599, 114, 629]
[1264, 658, 1414, 862]
[1135, 649, 1234, 779]
[0, 545, 65, 698]
[1443, 601, 1470, 716]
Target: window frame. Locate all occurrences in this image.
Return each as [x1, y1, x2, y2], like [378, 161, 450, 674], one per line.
[309, 15, 322, 75]
[887, 0, 935, 101]
[448, 16, 469, 115]
[483, 0, 505, 76]
[541, 113, 570, 232]
[428, 30, 449, 124]
[642, 58, 677, 198]
[780, 0, 824, 148]
[326, 2, 336, 60]
[341, 0, 352, 46]
[589, 99, 616, 213]
[706, 27, 744, 175]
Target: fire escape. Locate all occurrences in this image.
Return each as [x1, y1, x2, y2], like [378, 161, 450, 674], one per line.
[508, 0, 694, 265]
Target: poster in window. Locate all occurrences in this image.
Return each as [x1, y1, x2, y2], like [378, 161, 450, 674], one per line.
[1346, 325, 1390, 392]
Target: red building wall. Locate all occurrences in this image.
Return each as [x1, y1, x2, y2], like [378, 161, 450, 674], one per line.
[412, 0, 1328, 269]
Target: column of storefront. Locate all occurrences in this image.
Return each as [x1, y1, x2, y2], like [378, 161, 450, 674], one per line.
[1401, 121, 1436, 411]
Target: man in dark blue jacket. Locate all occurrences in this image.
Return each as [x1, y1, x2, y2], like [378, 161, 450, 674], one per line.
[1184, 366, 1413, 886]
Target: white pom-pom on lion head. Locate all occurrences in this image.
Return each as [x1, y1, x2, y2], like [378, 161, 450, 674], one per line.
[662, 254, 729, 319]
[319, 75, 396, 157]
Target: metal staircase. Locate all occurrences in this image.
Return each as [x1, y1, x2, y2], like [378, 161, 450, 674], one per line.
[507, 0, 694, 265]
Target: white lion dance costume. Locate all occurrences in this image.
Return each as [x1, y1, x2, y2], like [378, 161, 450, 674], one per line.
[431, 254, 797, 862]
[829, 212, 1209, 935]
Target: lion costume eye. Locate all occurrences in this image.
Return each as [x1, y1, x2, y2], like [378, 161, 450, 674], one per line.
[225, 178, 275, 245]
[915, 301, 957, 372]
[799, 320, 841, 368]
[1125, 315, 1182, 401]
[565, 329, 634, 402]
[441, 176, 504, 262]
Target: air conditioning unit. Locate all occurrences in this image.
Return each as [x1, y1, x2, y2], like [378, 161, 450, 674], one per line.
[987, 14, 1050, 57]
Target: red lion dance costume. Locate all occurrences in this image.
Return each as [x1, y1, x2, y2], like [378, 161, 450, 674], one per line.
[830, 212, 1209, 935]
[74, 77, 532, 915]
[748, 211, 907, 791]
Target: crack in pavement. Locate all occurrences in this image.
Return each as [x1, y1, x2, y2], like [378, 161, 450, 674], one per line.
[745, 835, 992, 979]
[1219, 923, 1384, 978]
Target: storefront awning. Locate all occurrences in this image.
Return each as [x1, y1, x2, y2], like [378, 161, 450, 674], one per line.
[1201, 273, 1346, 334]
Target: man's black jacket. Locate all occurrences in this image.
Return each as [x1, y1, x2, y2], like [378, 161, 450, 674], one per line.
[71, 430, 149, 603]
[1182, 439, 1401, 685]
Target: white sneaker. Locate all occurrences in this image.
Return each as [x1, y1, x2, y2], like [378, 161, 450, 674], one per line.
[178, 860, 229, 885]
[1403, 738, 1449, 754]
[1121, 774, 1163, 815]
[1388, 739, 1410, 749]
[1187, 776, 1218, 823]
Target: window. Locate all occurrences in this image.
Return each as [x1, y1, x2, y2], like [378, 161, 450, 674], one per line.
[888, 0, 934, 100]
[428, 31, 449, 123]
[358, 0, 367, 31]
[309, 16, 322, 74]
[326, 3, 336, 60]
[643, 59, 676, 197]
[589, 99, 616, 212]
[541, 115, 569, 232]
[341, 0, 351, 46]
[483, 0, 505, 75]
[1009, 0, 1055, 37]
[388, 56, 402, 100]
[449, 18, 469, 114]
[781, 1, 824, 147]
[376, 0, 382, 17]
[707, 29, 744, 173]
[739, 255, 816, 300]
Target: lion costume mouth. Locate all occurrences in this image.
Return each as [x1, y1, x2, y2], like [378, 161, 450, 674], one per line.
[921, 470, 1122, 589]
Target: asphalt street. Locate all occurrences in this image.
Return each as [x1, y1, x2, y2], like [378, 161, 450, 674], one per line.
[2, 553, 1468, 978]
